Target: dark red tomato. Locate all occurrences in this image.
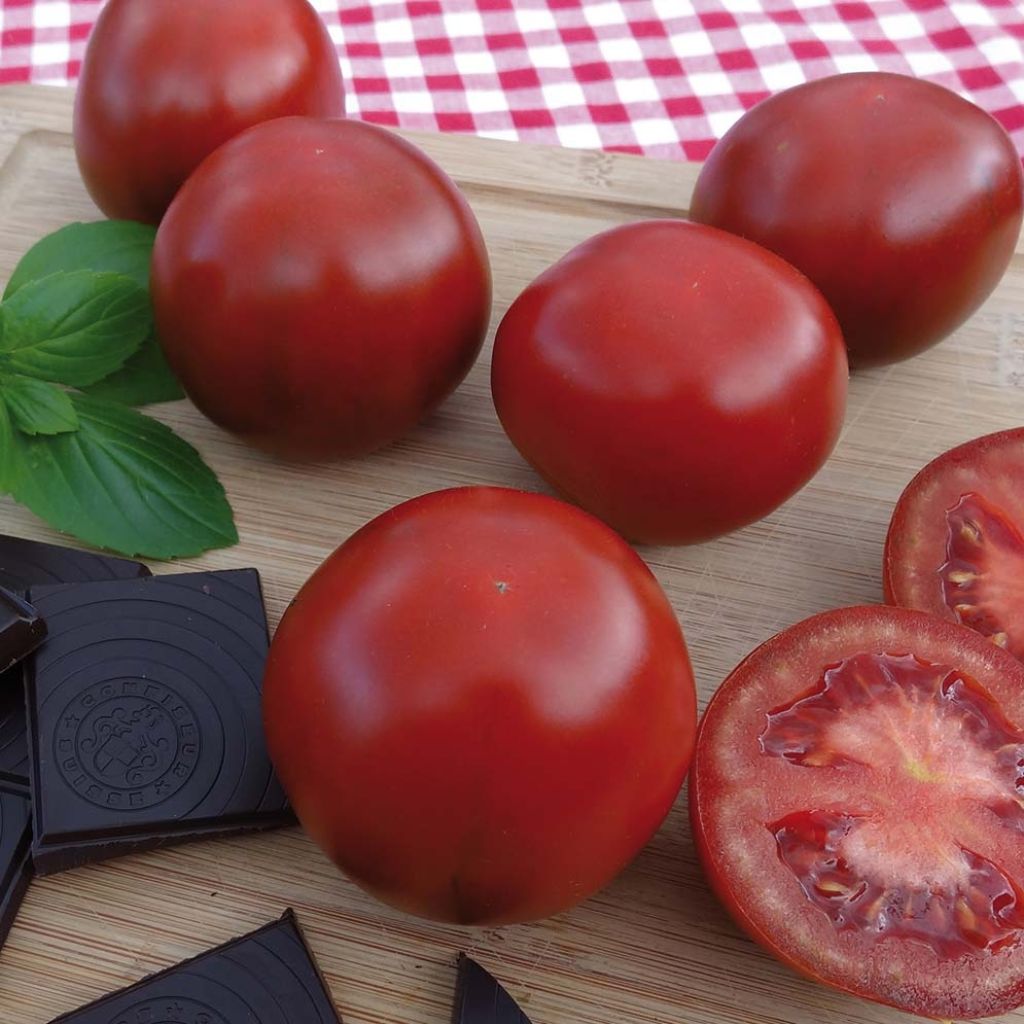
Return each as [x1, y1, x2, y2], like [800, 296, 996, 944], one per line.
[690, 72, 1024, 367]
[74, 0, 345, 224]
[885, 429, 1024, 661]
[152, 117, 490, 460]
[491, 220, 847, 546]
[263, 486, 697, 924]
[691, 605, 1024, 1019]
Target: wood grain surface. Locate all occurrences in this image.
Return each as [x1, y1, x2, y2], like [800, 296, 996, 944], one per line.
[0, 83, 1022, 1024]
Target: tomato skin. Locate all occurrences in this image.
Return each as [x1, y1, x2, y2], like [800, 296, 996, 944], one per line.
[691, 605, 1024, 1019]
[152, 117, 490, 460]
[73, 0, 345, 224]
[690, 72, 1024, 367]
[491, 220, 847, 546]
[885, 428, 1024, 659]
[263, 486, 697, 924]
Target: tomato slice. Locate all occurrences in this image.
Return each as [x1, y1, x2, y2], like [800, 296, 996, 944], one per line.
[690, 606, 1024, 1019]
[885, 429, 1024, 661]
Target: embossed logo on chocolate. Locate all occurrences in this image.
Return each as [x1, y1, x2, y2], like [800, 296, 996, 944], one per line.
[112, 997, 229, 1024]
[55, 679, 201, 810]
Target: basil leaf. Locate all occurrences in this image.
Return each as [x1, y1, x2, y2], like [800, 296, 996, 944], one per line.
[5, 220, 184, 405]
[0, 376, 78, 435]
[4, 220, 156, 296]
[81, 335, 184, 406]
[0, 271, 149, 387]
[10, 394, 237, 559]
[0, 400, 18, 494]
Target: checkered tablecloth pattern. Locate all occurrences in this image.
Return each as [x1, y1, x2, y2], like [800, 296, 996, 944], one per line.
[1, 0, 1022, 161]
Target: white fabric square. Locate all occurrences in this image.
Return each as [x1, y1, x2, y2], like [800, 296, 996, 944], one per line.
[556, 122, 604, 148]
[688, 71, 732, 95]
[709, 108, 745, 136]
[583, 3, 628, 27]
[392, 91, 436, 114]
[722, 0, 766, 12]
[479, 128, 520, 142]
[632, 118, 680, 145]
[466, 89, 510, 114]
[542, 80, 587, 109]
[530, 44, 572, 69]
[811, 21, 854, 42]
[760, 62, 807, 90]
[652, 0, 696, 21]
[878, 14, 924, 41]
[453, 49, 497, 75]
[599, 35, 644, 63]
[616, 76, 661, 104]
[833, 53, 880, 73]
[374, 17, 415, 44]
[981, 35, 1023, 67]
[33, 2, 70, 29]
[515, 8, 557, 34]
[949, 3, 996, 27]
[30, 40, 69, 66]
[382, 55, 424, 79]
[740, 22, 786, 49]
[906, 50, 955, 76]
[670, 30, 713, 57]
[443, 11, 485, 39]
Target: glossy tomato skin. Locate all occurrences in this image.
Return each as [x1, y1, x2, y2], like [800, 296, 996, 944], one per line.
[885, 428, 1024, 660]
[74, 0, 345, 224]
[691, 605, 1024, 1019]
[691, 72, 1024, 367]
[263, 487, 697, 924]
[491, 220, 847, 546]
[152, 117, 491, 460]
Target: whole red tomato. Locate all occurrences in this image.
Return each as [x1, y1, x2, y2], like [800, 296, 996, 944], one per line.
[74, 0, 345, 224]
[690, 72, 1024, 367]
[263, 487, 697, 924]
[491, 220, 847, 546]
[692, 605, 1024, 1019]
[152, 117, 491, 460]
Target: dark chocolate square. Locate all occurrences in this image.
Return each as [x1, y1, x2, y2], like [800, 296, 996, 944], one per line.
[26, 569, 290, 875]
[453, 956, 533, 1024]
[0, 535, 149, 790]
[51, 910, 343, 1023]
[0, 786, 32, 949]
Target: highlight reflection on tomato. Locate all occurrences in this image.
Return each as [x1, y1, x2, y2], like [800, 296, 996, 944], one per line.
[263, 487, 698, 924]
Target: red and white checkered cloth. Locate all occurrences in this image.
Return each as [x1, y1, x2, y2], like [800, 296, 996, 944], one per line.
[1, 0, 1022, 161]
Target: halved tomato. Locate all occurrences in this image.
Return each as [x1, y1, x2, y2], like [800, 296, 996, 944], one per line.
[885, 429, 1024, 661]
[691, 605, 1024, 1019]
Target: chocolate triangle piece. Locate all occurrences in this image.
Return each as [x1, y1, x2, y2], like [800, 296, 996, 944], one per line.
[49, 910, 343, 1023]
[453, 955, 534, 1024]
[0, 786, 32, 949]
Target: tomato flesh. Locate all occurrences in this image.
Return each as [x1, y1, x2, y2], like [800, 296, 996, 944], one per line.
[886, 429, 1024, 662]
[691, 606, 1024, 1019]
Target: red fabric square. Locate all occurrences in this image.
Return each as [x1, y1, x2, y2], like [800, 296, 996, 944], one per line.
[485, 31, 526, 50]
[665, 95, 704, 118]
[561, 25, 597, 44]
[436, 111, 476, 131]
[500, 66, 542, 90]
[426, 73, 463, 90]
[789, 39, 829, 61]
[699, 11, 737, 30]
[512, 108, 556, 129]
[589, 102, 630, 124]
[959, 65, 1003, 90]
[931, 26, 975, 49]
[339, 6, 374, 25]
[406, 1, 442, 15]
[575, 61, 613, 82]
[836, 3, 875, 21]
[718, 49, 757, 71]
[416, 36, 452, 56]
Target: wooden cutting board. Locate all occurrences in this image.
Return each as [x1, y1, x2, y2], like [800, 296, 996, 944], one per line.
[0, 82, 1022, 1024]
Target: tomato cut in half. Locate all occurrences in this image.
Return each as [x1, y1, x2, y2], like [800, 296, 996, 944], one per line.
[690, 605, 1024, 1019]
[885, 429, 1024, 662]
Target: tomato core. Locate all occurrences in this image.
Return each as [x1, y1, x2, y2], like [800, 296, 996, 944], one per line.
[761, 651, 1024, 961]
[942, 493, 1024, 658]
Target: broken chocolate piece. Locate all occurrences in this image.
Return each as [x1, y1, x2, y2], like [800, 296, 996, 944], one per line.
[0, 786, 31, 950]
[0, 535, 149, 789]
[453, 955, 533, 1024]
[26, 569, 290, 875]
[50, 910, 342, 1023]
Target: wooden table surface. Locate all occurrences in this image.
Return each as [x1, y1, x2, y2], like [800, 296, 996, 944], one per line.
[0, 83, 1022, 1024]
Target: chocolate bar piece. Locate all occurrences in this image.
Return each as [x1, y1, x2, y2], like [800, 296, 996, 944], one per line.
[51, 910, 343, 1023]
[0, 786, 32, 949]
[0, 587, 45, 674]
[27, 569, 291, 875]
[453, 956, 533, 1024]
[0, 535, 149, 788]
